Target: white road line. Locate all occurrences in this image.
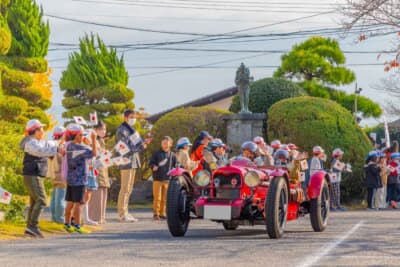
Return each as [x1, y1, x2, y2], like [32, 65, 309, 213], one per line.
[297, 220, 365, 267]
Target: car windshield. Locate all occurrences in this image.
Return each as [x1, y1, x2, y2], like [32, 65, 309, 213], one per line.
[229, 156, 256, 167]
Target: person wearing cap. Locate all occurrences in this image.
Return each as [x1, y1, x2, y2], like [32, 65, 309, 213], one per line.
[310, 146, 325, 177]
[330, 148, 346, 212]
[89, 121, 110, 224]
[19, 119, 65, 238]
[190, 131, 213, 176]
[387, 152, 400, 208]
[63, 123, 97, 234]
[270, 140, 281, 152]
[253, 136, 274, 167]
[365, 151, 382, 210]
[149, 136, 177, 221]
[47, 126, 67, 224]
[203, 138, 228, 171]
[115, 109, 151, 223]
[176, 137, 199, 176]
[240, 141, 260, 162]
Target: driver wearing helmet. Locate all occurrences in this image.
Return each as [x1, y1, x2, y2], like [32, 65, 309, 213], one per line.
[253, 136, 274, 167]
[240, 141, 261, 163]
[203, 138, 228, 171]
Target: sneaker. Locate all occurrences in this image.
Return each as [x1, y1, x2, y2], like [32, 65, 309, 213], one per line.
[153, 215, 160, 221]
[24, 227, 37, 237]
[84, 219, 99, 226]
[337, 206, 347, 212]
[74, 226, 91, 234]
[64, 224, 75, 233]
[390, 200, 398, 209]
[26, 226, 44, 238]
[120, 215, 139, 223]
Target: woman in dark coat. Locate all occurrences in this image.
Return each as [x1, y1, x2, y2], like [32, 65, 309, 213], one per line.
[365, 152, 382, 210]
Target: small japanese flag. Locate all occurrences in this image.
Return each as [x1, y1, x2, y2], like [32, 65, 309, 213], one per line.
[0, 186, 12, 205]
[93, 168, 99, 177]
[300, 160, 309, 171]
[112, 156, 131, 166]
[90, 112, 98, 126]
[100, 156, 113, 168]
[73, 116, 88, 125]
[333, 161, 346, 171]
[101, 150, 112, 158]
[115, 140, 130, 156]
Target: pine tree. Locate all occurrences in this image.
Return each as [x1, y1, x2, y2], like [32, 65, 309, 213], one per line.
[60, 33, 134, 132]
[6, 0, 49, 57]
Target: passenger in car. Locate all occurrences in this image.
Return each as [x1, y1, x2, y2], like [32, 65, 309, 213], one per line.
[176, 137, 199, 177]
[203, 138, 228, 171]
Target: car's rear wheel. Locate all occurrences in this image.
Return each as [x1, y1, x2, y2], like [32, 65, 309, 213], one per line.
[222, 221, 238, 230]
[265, 176, 288, 239]
[167, 177, 190, 237]
[310, 179, 329, 232]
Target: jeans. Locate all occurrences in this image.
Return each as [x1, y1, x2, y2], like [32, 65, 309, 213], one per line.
[24, 175, 47, 228]
[50, 187, 66, 223]
[387, 184, 398, 202]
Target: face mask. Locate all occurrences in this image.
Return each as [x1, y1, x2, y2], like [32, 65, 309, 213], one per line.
[128, 118, 136, 126]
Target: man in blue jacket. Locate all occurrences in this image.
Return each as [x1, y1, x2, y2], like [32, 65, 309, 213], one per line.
[115, 110, 151, 222]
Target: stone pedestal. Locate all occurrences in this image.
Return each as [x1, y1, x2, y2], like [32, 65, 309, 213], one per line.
[223, 113, 266, 149]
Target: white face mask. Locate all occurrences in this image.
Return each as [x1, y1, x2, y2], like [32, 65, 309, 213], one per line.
[128, 118, 137, 126]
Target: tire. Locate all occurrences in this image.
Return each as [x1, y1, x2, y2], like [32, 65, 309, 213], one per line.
[166, 177, 190, 237]
[265, 177, 288, 239]
[310, 179, 329, 232]
[222, 221, 238, 230]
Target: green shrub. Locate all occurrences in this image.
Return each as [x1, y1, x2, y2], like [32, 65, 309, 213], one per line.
[0, 55, 47, 73]
[0, 15, 11, 55]
[22, 106, 49, 125]
[268, 96, 372, 201]
[0, 96, 28, 120]
[230, 78, 305, 113]
[0, 196, 25, 223]
[2, 67, 33, 90]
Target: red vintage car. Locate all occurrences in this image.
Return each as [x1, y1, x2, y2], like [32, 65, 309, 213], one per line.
[166, 157, 330, 239]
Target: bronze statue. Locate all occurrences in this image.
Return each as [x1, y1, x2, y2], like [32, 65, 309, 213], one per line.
[235, 63, 252, 114]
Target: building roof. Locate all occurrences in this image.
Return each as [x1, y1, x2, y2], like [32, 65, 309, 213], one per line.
[146, 86, 238, 123]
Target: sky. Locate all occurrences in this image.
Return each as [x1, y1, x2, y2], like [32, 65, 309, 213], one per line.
[38, 0, 399, 127]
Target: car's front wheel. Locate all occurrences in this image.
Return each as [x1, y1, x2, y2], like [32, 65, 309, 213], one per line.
[265, 176, 288, 239]
[166, 177, 190, 237]
[310, 179, 329, 232]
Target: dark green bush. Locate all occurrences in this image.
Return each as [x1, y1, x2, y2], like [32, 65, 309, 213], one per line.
[229, 78, 305, 113]
[268, 96, 372, 201]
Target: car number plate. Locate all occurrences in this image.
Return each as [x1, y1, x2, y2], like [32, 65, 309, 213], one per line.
[204, 206, 231, 220]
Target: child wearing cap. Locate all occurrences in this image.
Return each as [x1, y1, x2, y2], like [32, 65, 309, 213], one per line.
[47, 126, 67, 223]
[365, 151, 382, 210]
[387, 153, 400, 209]
[176, 137, 199, 176]
[19, 119, 65, 238]
[64, 123, 97, 234]
[330, 148, 346, 211]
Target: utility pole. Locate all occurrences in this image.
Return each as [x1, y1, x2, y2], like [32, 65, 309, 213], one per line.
[354, 82, 362, 123]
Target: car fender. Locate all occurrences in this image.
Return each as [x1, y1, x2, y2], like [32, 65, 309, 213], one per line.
[268, 169, 290, 194]
[307, 171, 329, 199]
[168, 168, 192, 190]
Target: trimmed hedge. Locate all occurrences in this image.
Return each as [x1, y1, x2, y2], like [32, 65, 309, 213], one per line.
[268, 96, 372, 201]
[2, 67, 33, 90]
[0, 96, 28, 120]
[229, 78, 305, 113]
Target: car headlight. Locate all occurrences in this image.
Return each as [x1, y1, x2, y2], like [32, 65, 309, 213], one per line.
[244, 171, 260, 187]
[194, 170, 211, 187]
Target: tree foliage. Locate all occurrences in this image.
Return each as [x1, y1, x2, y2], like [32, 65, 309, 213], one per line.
[6, 0, 49, 57]
[60, 33, 134, 133]
[229, 78, 305, 113]
[0, 14, 11, 55]
[268, 96, 372, 201]
[274, 36, 355, 85]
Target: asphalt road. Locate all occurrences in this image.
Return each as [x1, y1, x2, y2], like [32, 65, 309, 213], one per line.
[0, 209, 399, 267]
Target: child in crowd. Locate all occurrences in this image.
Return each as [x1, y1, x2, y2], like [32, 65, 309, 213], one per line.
[387, 153, 400, 209]
[89, 121, 110, 224]
[365, 151, 382, 210]
[64, 123, 97, 234]
[376, 152, 389, 209]
[47, 126, 67, 223]
[176, 137, 199, 176]
[149, 136, 177, 221]
[330, 148, 346, 211]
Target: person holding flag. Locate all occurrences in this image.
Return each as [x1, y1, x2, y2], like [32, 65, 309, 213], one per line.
[115, 110, 151, 222]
